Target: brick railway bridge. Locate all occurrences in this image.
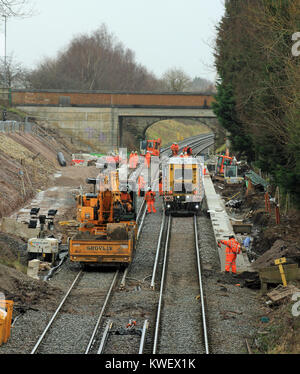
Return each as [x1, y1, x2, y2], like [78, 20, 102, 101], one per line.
[11, 89, 218, 152]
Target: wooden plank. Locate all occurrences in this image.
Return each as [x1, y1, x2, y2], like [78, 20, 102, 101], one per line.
[259, 264, 298, 282]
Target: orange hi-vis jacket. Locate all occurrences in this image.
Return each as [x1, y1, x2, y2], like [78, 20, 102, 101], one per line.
[171, 144, 179, 155]
[220, 238, 241, 256]
[145, 152, 151, 167]
[145, 191, 156, 202]
[133, 153, 139, 168]
[138, 176, 146, 188]
[129, 153, 134, 168]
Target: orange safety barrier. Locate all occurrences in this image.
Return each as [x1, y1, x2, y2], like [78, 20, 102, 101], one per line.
[0, 300, 14, 346]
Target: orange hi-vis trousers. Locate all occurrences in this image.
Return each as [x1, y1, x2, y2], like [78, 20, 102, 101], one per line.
[147, 201, 156, 213]
[225, 253, 237, 273]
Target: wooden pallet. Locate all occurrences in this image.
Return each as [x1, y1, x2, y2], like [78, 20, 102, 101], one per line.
[267, 284, 300, 302]
[259, 264, 300, 294]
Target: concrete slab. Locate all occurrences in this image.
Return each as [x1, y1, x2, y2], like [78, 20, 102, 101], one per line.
[203, 174, 252, 273]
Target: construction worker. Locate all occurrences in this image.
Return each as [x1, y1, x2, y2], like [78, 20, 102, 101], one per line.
[186, 146, 192, 156]
[133, 151, 139, 169]
[171, 143, 179, 156]
[218, 235, 241, 275]
[159, 174, 163, 196]
[145, 188, 156, 214]
[129, 151, 135, 168]
[138, 175, 146, 197]
[145, 151, 151, 168]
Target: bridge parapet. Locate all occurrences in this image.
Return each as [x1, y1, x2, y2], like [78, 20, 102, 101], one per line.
[12, 89, 214, 108]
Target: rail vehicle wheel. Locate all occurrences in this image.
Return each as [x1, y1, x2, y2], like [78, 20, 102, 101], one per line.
[80, 263, 89, 271]
[120, 263, 129, 271]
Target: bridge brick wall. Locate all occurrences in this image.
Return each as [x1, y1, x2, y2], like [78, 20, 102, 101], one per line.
[14, 90, 217, 153]
[12, 90, 214, 108]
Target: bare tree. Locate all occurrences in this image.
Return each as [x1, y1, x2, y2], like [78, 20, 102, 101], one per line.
[162, 68, 192, 92]
[0, 55, 29, 88]
[0, 0, 34, 17]
[188, 76, 215, 93]
[27, 23, 163, 92]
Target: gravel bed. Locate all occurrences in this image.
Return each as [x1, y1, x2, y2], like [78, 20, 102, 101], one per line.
[1, 261, 118, 354]
[158, 217, 205, 354]
[1, 194, 263, 355]
[87, 196, 164, 354]
[0, 310, 53, 354]
[36, 270, 118, 354]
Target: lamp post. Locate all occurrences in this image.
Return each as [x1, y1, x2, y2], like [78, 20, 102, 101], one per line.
[3, 15, 7, 87]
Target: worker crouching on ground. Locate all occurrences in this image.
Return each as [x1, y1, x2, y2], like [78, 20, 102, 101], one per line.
[218, 235, 241, 275]
[145, 187, 156, 214]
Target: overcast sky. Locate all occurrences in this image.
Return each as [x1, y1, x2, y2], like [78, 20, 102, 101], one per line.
[1, 0, 225, 83]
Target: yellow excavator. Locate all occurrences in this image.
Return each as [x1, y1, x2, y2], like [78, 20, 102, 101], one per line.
[69, 171, 137, 268]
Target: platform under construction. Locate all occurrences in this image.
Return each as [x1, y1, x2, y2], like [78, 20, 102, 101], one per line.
[203, 174, 252, 273]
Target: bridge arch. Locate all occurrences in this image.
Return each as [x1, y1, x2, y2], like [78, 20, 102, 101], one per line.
[13, 89, 221, 153]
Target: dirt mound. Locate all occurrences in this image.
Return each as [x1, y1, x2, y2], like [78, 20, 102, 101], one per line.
[0, 119, 77, 220]
[54, 166, 99, 188]
[252, 239, 300, 270]
[0, 233, 27, 263]
[0, 264, 61, 312]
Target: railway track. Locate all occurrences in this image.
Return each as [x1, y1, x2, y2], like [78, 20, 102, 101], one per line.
[31, 270, 119, 354]
[31, 194, 148, 354]
[30, 135, 212, 355]
[92, 318, 149, 354]
[161, 133, 215, 157]
[151, 215, 209, 354]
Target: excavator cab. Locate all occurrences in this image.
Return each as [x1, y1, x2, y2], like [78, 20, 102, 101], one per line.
[140, 138, 161, 156]
[216, 155, 233, 175]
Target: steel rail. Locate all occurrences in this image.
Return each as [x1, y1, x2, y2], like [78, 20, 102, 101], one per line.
[136, 199, 146, 222]
[85, 270, 119, 354]
[120, 201, 147, 289]
[139, 319, 149, 354]
[160, 133, 214, 154]
[150, 212, 166, 290]
[194, 141, 215, 156]
[137, 203, 147, 241]
[97, 320, 113, 354]
[194, 215, 209, 354]
[31, 270, 83, 354]
[161, 134, 215, 157]
[152, 215, 171, 354]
